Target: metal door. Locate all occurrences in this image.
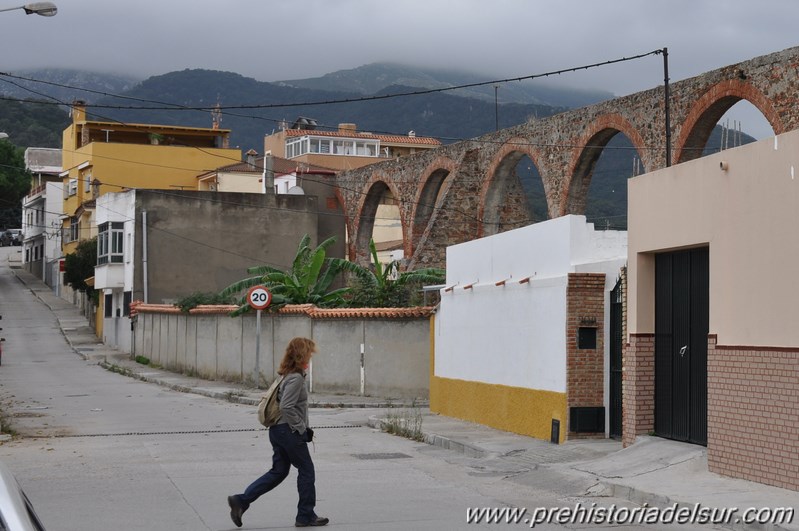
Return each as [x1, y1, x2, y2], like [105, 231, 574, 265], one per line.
[609, 278, 623, 438]
[655, 248, 708, 445]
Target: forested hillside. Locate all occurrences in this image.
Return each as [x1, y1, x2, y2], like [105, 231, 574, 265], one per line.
[0, 99, 69, 148]
[0, 66, 756, 232]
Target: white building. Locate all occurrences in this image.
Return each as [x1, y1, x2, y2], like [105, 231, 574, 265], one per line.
[431, 215, 627, 443]
[21, 148, 62, 286]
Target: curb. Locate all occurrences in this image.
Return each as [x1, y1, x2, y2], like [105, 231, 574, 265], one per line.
[366, 414, 486, 458]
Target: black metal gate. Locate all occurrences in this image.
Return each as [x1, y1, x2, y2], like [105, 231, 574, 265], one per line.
[655, 248, 708, 445]
[609, 277, 623, 439]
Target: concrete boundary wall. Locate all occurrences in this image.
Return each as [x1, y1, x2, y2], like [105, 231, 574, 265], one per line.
[131, 304, 432, 399]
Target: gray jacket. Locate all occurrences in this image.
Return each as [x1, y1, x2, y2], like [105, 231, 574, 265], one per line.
[277, 372, 309, 435]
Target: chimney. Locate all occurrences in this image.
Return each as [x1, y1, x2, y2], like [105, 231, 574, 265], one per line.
[245, 149, 258, 168]
[71, 100, 87, 124]
[338, 123, 357, 134]
[408, 130, 416, 137]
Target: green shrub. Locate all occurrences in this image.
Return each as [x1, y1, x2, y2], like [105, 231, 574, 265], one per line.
[175, 291, 234, 312]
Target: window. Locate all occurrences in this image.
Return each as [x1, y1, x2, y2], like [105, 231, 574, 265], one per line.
[98, 222, 124, 264]
[68, 178, 78, 196]
[356, 141, 378, 156]
[104, 293, 113, 318]
[285, 136, 309, 159]
[333, 140, 351, 154]
[82, 168, 92, 193]
[69, 217, 79, 242]
[123, 291, 132, 316]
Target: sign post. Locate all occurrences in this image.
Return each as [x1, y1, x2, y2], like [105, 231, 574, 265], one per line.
[247, 286, 272, 385]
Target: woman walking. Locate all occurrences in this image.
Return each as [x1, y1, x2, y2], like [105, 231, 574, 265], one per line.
[228, 337, 329, 528]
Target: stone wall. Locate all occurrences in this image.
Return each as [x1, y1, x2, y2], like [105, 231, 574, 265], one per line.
[334, 46, 799, 269]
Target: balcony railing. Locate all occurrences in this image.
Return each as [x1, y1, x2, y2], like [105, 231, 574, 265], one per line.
[23, 184, 47, 202]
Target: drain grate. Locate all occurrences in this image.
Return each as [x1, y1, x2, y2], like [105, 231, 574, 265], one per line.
[352, 452, 412, 460]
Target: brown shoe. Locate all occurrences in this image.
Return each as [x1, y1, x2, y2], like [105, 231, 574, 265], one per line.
[228, 495, 246, 527]
[295, 516, 329, 527]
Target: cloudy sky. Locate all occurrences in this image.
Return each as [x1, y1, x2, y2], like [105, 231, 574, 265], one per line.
[3, 0, 797, 137]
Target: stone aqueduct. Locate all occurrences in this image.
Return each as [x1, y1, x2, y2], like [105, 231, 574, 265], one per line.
[333, 46, 799, 269]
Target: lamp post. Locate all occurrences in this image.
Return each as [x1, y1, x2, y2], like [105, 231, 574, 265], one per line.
[0, 2, 57, 16]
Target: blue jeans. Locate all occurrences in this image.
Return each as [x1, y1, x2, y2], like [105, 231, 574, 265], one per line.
[239, 423, 317, 522]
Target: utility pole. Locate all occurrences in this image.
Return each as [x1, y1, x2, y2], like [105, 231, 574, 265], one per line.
[662, 47, 672, 167]
[494, 85, 499, 131]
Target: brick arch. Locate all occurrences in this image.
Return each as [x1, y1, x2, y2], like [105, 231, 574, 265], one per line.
[349, 171, 405, 266]
[408, 156, 459, 257]
[478, 137, 546, 237]
[561, 113, 648, 216]
[675, 79, 783, 164]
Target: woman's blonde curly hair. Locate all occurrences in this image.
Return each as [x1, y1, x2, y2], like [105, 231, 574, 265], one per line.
[278, 337, 317, 375]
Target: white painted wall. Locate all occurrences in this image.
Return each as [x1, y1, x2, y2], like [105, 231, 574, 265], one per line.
[96, 190, 137, 353]
[44, 182, 62, 269]
[436, 215, 627, 393]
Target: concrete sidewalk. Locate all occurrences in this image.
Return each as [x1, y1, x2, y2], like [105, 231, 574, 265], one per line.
[8, 258, 798, 531]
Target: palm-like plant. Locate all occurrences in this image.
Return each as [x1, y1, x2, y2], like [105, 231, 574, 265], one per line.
[221, 234, 352, 315]
[344, 239, 445, 307]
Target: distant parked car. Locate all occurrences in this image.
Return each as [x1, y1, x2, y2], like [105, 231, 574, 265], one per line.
[0, 460, 47, 530]
[0, 230, 21, 247]
[7, 230, 22, 246]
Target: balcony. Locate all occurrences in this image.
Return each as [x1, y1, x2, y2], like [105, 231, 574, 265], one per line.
[22, 184, 46, 204]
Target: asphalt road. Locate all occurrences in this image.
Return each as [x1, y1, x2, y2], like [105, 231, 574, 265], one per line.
[0, 247, 728, 530]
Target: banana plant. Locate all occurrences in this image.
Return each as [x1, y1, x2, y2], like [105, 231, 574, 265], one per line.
[343, 239, 445, 307]
[221, 234, 352, 315]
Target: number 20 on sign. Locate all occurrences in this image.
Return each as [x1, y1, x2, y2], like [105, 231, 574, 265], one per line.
[247, 285, 272, 310]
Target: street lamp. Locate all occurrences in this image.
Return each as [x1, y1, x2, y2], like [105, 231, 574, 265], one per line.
[0, 2, 57, 16]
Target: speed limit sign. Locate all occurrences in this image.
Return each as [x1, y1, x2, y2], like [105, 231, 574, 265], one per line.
[247, 285, 272, 310]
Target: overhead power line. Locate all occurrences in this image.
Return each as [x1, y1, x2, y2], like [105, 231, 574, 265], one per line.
[0, 49, 663, 111]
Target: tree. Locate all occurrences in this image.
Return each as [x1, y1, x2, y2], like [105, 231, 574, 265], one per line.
[221, 234, 352, 315]
[0, 139, 30, 229]
[63, 237, 98, 297]
[345, 239, 445, 308]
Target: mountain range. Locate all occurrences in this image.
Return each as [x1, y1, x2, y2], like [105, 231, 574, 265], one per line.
[0, 64, 754, 229]
[2, 64, 613, 151]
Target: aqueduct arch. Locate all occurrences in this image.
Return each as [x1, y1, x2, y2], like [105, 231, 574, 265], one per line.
[334, 46, 799, 269]
[563, 114, 648, 216]
[674, 79, 782, 164]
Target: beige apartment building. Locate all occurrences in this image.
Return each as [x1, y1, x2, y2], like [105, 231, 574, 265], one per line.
[626, 129, 799, 491]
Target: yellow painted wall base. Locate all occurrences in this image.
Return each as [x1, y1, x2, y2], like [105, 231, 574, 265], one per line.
[95, 298, 103, 338]
[430, 375, 568, 443]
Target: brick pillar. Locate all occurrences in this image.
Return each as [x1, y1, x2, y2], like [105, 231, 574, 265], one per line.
[622, 333, 655, 446]
[566, 273, 606, 438]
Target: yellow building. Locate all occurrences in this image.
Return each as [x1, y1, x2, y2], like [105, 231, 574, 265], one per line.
[60, 102, 241, 255]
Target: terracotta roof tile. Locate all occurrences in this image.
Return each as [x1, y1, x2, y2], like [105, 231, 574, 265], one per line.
[306, 307, 434, 319]
[130, 302, 433, 319]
